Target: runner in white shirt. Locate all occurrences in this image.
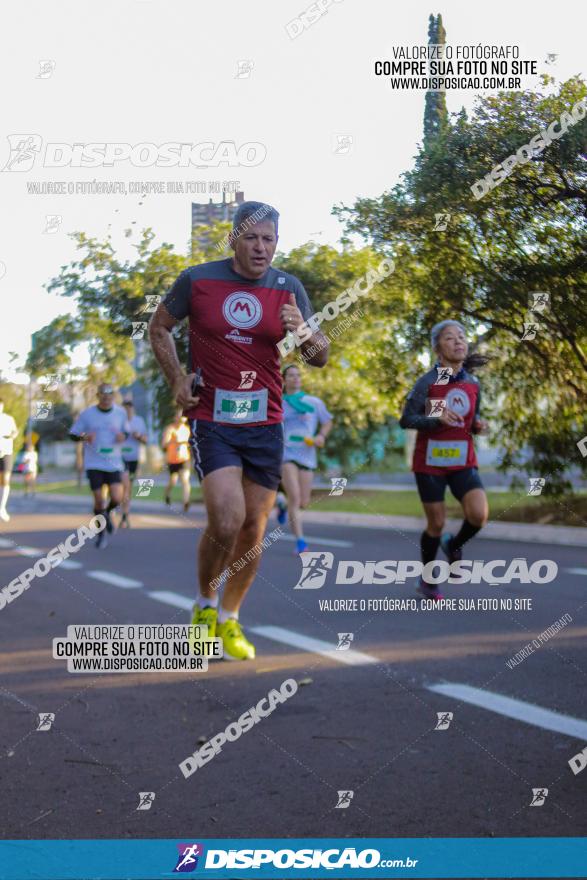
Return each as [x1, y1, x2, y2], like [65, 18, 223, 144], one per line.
[0, 398, 19, 522]
[119, 399, 147, 528]
[69, 383, 128, 548]
[21, 443, 39, 497]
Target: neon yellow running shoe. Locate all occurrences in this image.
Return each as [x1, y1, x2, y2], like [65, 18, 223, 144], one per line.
[190, 604, 218, 636]
[189, 605, 218, 656]
[216, 618, 256, 661]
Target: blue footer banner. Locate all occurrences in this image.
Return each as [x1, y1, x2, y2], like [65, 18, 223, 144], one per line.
[0, 838, 586, 879]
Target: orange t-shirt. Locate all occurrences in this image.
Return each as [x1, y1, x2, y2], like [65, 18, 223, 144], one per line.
[163, 422, 191, 464]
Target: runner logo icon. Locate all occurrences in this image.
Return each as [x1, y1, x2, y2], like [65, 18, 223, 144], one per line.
[136, 792, 155, 810]
[530, 788, 548, 806]
[238, 370, 256, 389]
[36, 713, 55, 731]
[294, 552, 334, 590]
[222, 292, 262, 329]
[435, 712, 453, 730]
[173, 843, 204, 872]
[2, 134, 42, 171]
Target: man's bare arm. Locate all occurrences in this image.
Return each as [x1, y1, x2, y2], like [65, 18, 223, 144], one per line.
[149, 304, 200, 409]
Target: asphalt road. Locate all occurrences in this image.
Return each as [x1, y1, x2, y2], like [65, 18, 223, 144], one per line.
[1, 492, 586, 846]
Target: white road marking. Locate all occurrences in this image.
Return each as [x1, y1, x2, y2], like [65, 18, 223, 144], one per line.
[86, 570, 143, 589]
[136, 515, 191, 527]
[278, 534, 353, 548]
[428, 683, 587, 740]
[251, 625, 377, 666]
[53, 559, 83, 570]
[0, 537, 15, 548]
[16, 546, 43, 557]
[566, 567, 587, 576]
[147, 591, 193, 611]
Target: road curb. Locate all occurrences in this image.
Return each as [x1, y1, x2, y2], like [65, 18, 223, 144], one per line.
[19, 492, 587, 547]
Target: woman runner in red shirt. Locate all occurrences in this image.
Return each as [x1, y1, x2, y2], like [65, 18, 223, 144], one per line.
[400, 320, 489, 600]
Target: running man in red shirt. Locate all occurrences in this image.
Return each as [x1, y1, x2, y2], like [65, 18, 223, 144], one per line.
[149, 201, 329, 659]
[400, 320, 489, 600]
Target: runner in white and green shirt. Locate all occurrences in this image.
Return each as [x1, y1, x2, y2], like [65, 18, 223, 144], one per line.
[278, 364, 333, 553]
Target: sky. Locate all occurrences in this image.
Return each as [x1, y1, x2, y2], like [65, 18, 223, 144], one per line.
[0, 0, 584, 382]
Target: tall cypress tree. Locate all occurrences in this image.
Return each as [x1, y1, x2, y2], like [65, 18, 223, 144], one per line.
[423, 13, 449, 149]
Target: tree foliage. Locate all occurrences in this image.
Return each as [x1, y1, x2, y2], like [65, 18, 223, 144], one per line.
[334, 76, 587, 493]
[423, 14, 449, 149]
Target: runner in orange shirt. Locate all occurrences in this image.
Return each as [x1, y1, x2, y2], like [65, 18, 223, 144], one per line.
[162, 410, 192, 512]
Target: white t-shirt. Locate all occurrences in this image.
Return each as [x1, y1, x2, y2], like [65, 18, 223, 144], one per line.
[22, 450, 38, 474]
[70, 405, 127, 472]
[282, 394, 332, 469]
[0, 412, 17, 457]
[121, 414, 147, 461]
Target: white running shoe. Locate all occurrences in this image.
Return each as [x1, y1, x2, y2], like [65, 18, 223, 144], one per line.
[0, 509, 10, 522]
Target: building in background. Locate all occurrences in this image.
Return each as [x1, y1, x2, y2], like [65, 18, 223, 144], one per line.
[191, 191, 245, 247]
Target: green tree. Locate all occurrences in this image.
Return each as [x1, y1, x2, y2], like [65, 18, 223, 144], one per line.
[25, 223, 234, 431]
[335, 76, 587, 493]
[423, 14, 449, 149]
[275, 243, 397, 472]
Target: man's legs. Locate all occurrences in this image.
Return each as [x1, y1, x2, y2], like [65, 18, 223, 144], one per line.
[121, 469, 131, 518]
[194, 468, 276, 660]
[198, 466, 246, 601]
[91, 477, 122, 543]
[107, 481, 124, 511]
[220, 475, 277, 614]
[91, 482, 107, 546]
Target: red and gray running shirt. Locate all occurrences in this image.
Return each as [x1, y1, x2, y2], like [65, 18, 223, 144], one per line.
[399, 366, 481, 474]
[162, 259, 314, 426]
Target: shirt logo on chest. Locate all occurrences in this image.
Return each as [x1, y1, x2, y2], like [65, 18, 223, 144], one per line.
[222, 292, 262, 329]
[445, 387, 471, 416]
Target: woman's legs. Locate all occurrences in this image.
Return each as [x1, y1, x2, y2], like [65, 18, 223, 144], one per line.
[165, 470, 178, 504]
[421, 501, 446, 563]
[281, 463, 303, 539]
[449, 488, 489, 555]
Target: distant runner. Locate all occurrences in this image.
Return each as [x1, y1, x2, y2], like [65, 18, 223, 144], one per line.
[69, 383, 127, 549]
[149, 200, 329, 659]
[399, 320, 489, 601]
[278, 364, 333, 553]
[0, 398, 19, 522]
[120, 399, 147, 528]
[162, 410, 192, 512]
[21, 442, 39, 497]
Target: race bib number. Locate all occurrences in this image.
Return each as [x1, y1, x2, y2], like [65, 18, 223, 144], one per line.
[98, 447, 114, 455]
[425, 440, 468, 467]
[121, 446, 133, 454]
[213, 388, 268, 424]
